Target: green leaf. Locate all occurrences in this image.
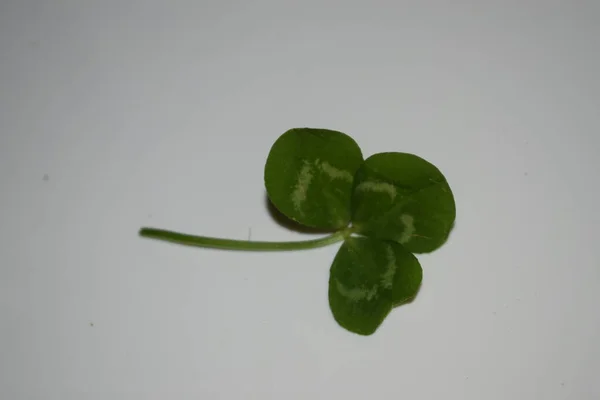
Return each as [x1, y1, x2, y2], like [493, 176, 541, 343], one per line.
[264, 128, 363, 230]
[351, 152, 456, 253]
[141, 126, 458, 337]
[328, 236, 422, 335]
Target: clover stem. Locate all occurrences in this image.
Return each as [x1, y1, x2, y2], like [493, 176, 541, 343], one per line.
[139, 227, 352, 251]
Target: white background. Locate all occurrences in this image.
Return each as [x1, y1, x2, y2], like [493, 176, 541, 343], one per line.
[1, 1, 599, 399]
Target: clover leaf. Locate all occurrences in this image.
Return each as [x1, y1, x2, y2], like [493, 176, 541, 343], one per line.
[264, 128, 363, 230]
[139, 127, 455, 335]
[351, 152, 456, 253]
[329, 237, 422, 335]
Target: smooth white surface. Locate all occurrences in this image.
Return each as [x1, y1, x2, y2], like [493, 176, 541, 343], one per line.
[1, 1, 599, 399]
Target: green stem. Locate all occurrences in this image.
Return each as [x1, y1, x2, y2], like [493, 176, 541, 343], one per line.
[139, 227, 350, 251]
